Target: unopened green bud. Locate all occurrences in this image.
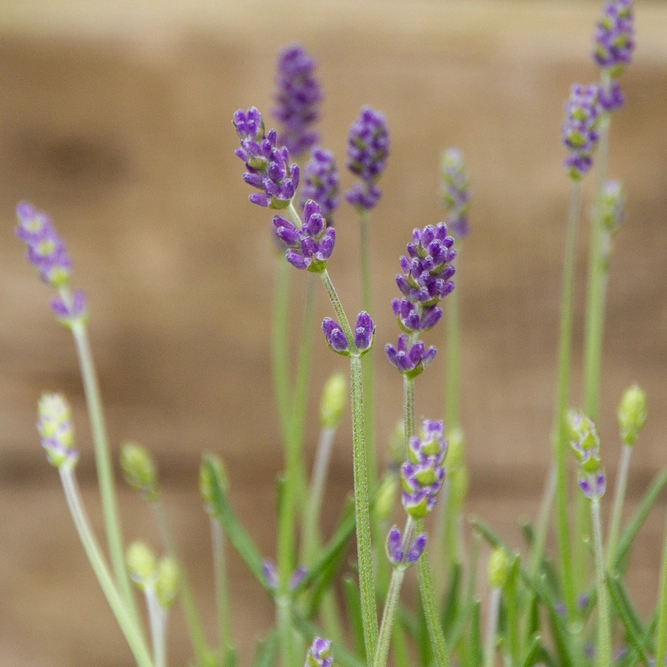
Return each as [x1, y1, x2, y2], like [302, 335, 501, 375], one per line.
[374, 474, 398, 522]
[120, 442, 158, 501]
[319, 372, 347, 429]
[126, 542, 156, 590]
[200, 454, 227, 513]
[446, 427, 465, 470]
[155, 557, 179, 608]
[617, 384, 647, 446]
[487, 547, 510, 589]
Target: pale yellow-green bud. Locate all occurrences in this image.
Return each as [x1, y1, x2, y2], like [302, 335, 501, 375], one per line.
[487, 547, 510, 589]
[126, 542, 156, 590]
[446, 427, 465, 470]
[120, 442, 158, 501]
[200, 454, 227, 513]
[449, 464, 469, 509]
[37, 393, 79, 469]
[387, 420, 405, 469]
[374, 474, 398, 522]
[319, 372, 347, 429]
[155, 557, 179, 608]
[617, 384, 647, 446]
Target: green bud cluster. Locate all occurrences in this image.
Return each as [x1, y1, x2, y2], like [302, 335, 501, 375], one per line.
[120, 442, 159, 501]
[617, 384, 647, 446]
[567, 410, 601, 474]
[126, 542, 179, 609]
[487, 547, 510, 589]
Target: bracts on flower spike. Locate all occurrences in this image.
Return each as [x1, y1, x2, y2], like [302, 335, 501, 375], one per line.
[568, 410, 606, 500]
[386, 526, 427, 569]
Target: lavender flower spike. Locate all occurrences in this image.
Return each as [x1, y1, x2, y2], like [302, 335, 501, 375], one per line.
[37, 393, 79, 469]
[568, 410, 606, 500]
[273, 199, 335, 272]
[593, 0, 635, 77]
[272, 44, 322, 159]
[385, 335, 437, 378]
[305, 637, 333, 667]
[15, 202, 72, 287]
[561, 84, 601, 180]
[345, 106, 390, 211]
[300, 147, 339, 224]
[233, 107, 300, 210]
[440, 148, 471, 238]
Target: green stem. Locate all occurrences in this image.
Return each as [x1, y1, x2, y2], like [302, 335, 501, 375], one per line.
[373, 519, 413, 667]
[277, 595, 294, 667]
[359, 210, 377, 494]
[350, 355, 379, 660]
[606, 445, 632, 571]
[553, 182, 582, 621]
[145, 587, 168, 667]
[483, 587, 501, 667]
[320, 270, 356, 348]
[655, 506, 667, 667]
[445, 246, 461, 432]
[590, 497, 612, 667]
[68, 314, 139, 626]
[211, 518, 232, 665]
[272, 259, 292, 447]
[152, 502, 210, 667]
[60, 468, 154, 667]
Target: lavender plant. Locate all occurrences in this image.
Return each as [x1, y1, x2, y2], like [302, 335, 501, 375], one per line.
[14, 2, 667, 667]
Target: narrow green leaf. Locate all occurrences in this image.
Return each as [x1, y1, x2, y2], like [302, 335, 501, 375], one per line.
[225, 646, 238, 667]
[342, 575, 365, 661]
[441, 562, 461, 636]
[521, 521, 535, 548]
[251, 632, 278, 667]
[607, 575, 652, 666]
[521, 634, 541, 667]
[466, 600, 483, 667]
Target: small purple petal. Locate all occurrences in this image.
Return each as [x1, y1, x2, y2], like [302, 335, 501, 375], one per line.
[263, 560, 278, 589]
[405, 533, 427, 565]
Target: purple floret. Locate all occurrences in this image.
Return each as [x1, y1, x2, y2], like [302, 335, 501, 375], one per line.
[561, 84, 602, 180]
[272, 44, 322, 158]
[385, 335, 437, 378]
[300, 147, 339, 223]
[441, 148, 471, 238]
[593, 0, 635, 76]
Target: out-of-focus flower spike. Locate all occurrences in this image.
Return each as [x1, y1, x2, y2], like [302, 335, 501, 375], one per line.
[155, 557, 179, 608]
[600, 180, 626, 232]
[598, 79, 625, 112]
[617, 384, 647, 446]
[487, 547, 510, 589]
[319, 372, 347, 429]
[561, 84, 602, 180]
[305, 637, 333, 667]
[121, 442, 159, 502]
[37, 393, 79, 469]
[568, 410, 607, 499]
[440, 148, 471, 238]
[593, 0, 635, 77]
[126, 542, 157, 591]
[272, 44, 322, 159]
[300, 147, 339, 224]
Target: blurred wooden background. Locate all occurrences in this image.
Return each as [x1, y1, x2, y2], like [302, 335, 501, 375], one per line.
[1, 1, 667, 665]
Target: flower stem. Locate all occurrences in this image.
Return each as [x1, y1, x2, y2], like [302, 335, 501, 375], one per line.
[69, 316, 139, 625]
[590, 497, 612, 667]
[146, 587, 168, 667]
[359, 210, 377, 493]
[211, 517, 232, 665]
[483, 587, 501, 667]
[277, 595, 294, 667]
[606, 444, 632, 570]
[553, 182, 581, 621]
[655, 506, 667, 667]
[373, 518, 414, 667]
[59, 467, 154, 667]
[320, 270, 356, 349]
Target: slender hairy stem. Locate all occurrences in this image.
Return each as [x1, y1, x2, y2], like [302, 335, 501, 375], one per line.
[655, 506, 667, 667]
[152, 502, 209, 666]
[60, 468, 154, 667]
[302, 426, 336, 564]
[553, 182, 581, 621]
[320, 270, 356, 347]
[350, 355, 379, 660]
[373, 518, 414, 667]
[272, 259, 292, 446]
[483, 587, 501, 667]
[277, 595, 294, 667]
[211, 518, 232, 665]
[431, 479, 448, 599]
[590, 497, 611, 667]
[607, 445, 632, 570]
[146, 588, 168, 667]
[359, 210, 377, 493]
[445, 246, 461, 432]
[68, 313, 138, 624]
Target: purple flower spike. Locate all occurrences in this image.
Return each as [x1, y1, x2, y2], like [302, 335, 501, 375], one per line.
[598, 80, 625, 113]
[273, 200, 336, 273]
[50, 290, 87, 329]
[354, 311, 375, 355]
[272, 44, 322, 159]
[15, 202, 72, 288]
[262, 560, 278, 590]
[386, 526, 404, 566]
[322, 318, 350, 356]
[300, 147, 339, 224]
[345, 106, 390, 211]
[440, 148, 471, 238]
[385, 335, 437, 379]
[305, 637, 333, 667]
[405, 533, 428, 565]
[234, 107, 300, 210]
[593, 0, 635, 77]
[561, 84, 602, 180]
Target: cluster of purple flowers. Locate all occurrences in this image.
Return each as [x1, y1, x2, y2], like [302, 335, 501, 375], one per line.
[300, 148, 339, 224]
[401, 420, 447, 518]
[440, 148, 471, 238]
[322, 311, 375, 358]
[561, 84, 602, 180]
[385, 526, 427, 569]
[593, 0, 635, 76]
[345, 106, 390, 211]
[272, 44, 322, 159]
[273, 200, 335, 272]
[233, 107, 300, 210]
